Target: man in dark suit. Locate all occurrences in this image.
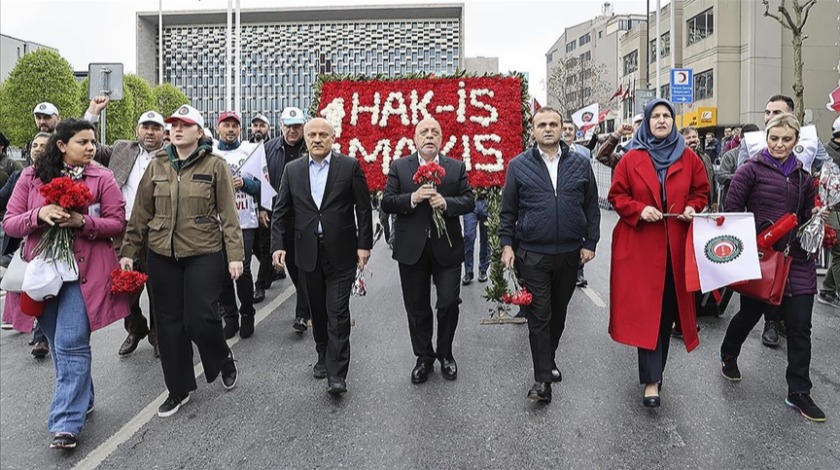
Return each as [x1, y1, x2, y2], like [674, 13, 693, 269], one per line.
[271, 117, 373, 396]
[381, 117, 474, 384]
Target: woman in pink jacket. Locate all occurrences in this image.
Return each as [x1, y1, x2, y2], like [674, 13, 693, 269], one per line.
[3, 119, 129, 450]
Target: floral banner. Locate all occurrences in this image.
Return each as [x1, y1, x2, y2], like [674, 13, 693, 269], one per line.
[313, 74, 527, 190]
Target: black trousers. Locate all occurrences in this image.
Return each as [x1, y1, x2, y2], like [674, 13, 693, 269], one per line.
[254, 222, 275, 289]
[398, 239, 461, 362]
[638, 260, 677, 384]
[302, 238, 356, 379]
[283, 235, 310, 320]
[147, 250, 230, 396]
[721, 293, 814, 394]
[516, 248, 578, 383]
[220, 228, 256, 319]
[123, 241, 156, 339]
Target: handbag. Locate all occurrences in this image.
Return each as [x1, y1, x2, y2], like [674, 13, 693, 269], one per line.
[730, 247, 792, 305]
[0, 247, 28, 292]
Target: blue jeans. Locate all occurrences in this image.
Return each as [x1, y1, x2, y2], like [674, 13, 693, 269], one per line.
[37, 281, 93, 435]
[463, 200, 489, 275]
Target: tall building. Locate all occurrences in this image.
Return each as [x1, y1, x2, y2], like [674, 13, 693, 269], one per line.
[545, 2, 646, 130]
[136, 5, 464, 129]
[618, 0, 838, 136]
[0, 34, 58, 82]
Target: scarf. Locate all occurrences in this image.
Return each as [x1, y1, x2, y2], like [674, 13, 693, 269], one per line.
[762, 148, 799, 176]
[62, 163, 85, 180]
[624, 98, 685, 186]
[216, 140, 241, 151]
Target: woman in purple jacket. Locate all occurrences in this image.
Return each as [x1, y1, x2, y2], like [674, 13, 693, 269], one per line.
[3, 119, 129, 449]
[719, 113, 825, 422]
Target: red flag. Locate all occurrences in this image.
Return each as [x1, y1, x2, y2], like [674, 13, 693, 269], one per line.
[580, 108, 610, 132]
[828, 86, 840, 112]
[622, 87, 630, 101]
[611, 84, 623, 101]
[531, 98, 542, 114]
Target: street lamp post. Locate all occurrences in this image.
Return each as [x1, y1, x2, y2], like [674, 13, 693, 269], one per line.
[158, 0, 163, 85]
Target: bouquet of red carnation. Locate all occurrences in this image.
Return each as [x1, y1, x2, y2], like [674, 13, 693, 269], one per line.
[110, 268, 149, 295]
[412, 162, 451, 246]
[501, 267, 533, 306]
[823, 225, 838, 249]
[32, 176, 94, 273]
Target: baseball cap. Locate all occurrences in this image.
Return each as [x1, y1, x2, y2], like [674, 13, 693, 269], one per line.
[165, 104, 205, 128]
[19, 292, 46, 317]
[632, 113, 644, 124]
[251, 114, 270, 126]
[217, 111, 241, 125]
[832, 115, 840, 137]
[33, 102, 59, 116]
[22, 259, 63, 301]
[138, 111, 165, 127]
[280, 107, 305, 125]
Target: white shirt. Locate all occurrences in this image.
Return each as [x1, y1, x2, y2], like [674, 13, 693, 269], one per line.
[538, 146, 561, 195]
[123, 146, 157, 220]
[214, 141, 260, 229]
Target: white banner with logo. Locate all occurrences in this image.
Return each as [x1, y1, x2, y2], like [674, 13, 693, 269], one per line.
[689, 213, 761, 293]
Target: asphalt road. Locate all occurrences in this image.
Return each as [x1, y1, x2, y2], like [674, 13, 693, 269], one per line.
[1, 210, 839, 470]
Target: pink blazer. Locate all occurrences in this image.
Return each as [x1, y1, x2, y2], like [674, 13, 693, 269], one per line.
[2, 164, 129, 332]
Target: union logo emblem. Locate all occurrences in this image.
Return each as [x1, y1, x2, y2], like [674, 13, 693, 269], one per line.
[178, 106, 189, 115]
[704, 235, 744, 264]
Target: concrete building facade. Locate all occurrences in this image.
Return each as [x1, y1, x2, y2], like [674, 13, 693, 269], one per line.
[619, 0, 838, 136]
[136, 5, 464, 129]
[0, 34, 58, 82]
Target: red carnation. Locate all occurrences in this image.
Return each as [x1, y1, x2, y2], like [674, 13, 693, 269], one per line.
[413, 162, 451, 246]
[40, 176, 93, 211]
[824, 225, 838, 249]
[110, 268, 149, 295]
[501, 267, 533, 306]
[715, 215, 725, 226]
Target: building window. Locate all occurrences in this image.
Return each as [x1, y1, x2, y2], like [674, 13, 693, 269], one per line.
[687, 8, 714, 45]
[579, 32, 591, 46]
[623, 50, 638, 75]
[579, 51, 591, 62]
[546, 51, 553, 63]
[619, 19, 637, 31]
[649, 32, 671, 63]
[694, 69, 713, 100]
[660, 84, 670, 101]
[598, 30, 603, 39]
[566, 40, 577, 53]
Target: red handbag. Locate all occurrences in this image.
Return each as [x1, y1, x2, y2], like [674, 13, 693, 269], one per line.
[730, 247, 792, 306]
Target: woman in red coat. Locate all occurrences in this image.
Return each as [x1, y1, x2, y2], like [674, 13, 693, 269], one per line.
[607, 99, 709, 407]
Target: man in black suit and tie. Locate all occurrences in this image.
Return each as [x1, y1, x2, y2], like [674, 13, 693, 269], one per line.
[271, 117, 373, 396]
[382, 117, 475, 384]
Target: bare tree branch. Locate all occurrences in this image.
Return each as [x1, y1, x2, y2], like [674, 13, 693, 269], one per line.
[800, 0, 817, 31]
[778, 2, 799, 32]
[762, 0, 787, 27]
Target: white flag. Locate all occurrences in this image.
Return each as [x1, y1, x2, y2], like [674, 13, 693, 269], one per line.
[239, 143, 277, 211]
[571, 103, 599, 131]
[690, 213, 761, 293]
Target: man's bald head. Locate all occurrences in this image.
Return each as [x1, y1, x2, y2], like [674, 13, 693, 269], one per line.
[304, 118, 335, 161]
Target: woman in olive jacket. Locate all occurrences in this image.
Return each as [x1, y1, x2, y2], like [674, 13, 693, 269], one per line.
[119, 105, 244, 418]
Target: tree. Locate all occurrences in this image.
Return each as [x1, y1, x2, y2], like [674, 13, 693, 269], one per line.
[546, 57, 612, 118]
[123, 74, 156, 122]
[762, 0, 818, 123]
[153, 83, 190, 118]
[78, 78, 137, 144]
[0, 49, 80, 146]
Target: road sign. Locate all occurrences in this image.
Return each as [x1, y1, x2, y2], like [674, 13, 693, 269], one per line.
[634, 89, 655, 114]
[670, 68, 694, 104]
[87, 63, 124, 100]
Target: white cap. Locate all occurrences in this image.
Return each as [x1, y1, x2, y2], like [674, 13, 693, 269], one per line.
[832, 115, 840, 137]
[22, 259, 63, 301]
[33, 102, 59, 116]
[138, 111, 165, 127]
[251, 113, 271, 126]
[632, 113, 644, 124]
[280, 107, 305, 125]
[165, 104, 205, 128]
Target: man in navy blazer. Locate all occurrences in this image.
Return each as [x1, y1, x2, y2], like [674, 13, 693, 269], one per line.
[271, 118, 373, 396]
[382, 118, 475, 384]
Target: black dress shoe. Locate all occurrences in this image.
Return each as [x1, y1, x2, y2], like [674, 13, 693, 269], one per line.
[223, 317, 239, 339]
[411, 358, 434, 384]
[478, 271, 488, 283]
[327, 377, 347, 395]
[643, 395, 661, 408]
[313, 363, 327, 379]
[462, 273, 473, 286]
[440, 358, 458, 380]
[118, 334, 144, 356]
[293, 317, 308, 332]
[527, 382, 552, 402]
[253, 287, 266, 304]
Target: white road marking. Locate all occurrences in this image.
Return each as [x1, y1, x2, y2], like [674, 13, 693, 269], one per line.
[580, 286, 607, 308]
[70, 285, 296, 470]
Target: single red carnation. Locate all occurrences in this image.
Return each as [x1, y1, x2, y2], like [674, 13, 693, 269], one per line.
[110, 268, 149, 295]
